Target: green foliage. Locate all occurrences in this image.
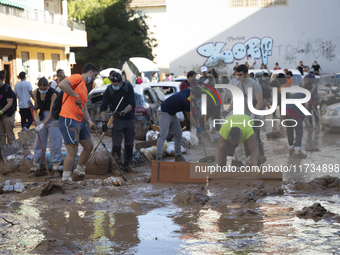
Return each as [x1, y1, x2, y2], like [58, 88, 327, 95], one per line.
[68, 0, 157, 69]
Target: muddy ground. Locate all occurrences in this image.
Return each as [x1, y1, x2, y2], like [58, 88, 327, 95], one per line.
[1, 121, 340, 254]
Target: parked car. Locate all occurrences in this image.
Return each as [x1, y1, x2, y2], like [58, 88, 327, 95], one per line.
[319, 86, 340, 116]
[149, 82, 187, 124]
[122, 57, 160, 85]
[317, 74, 335, 104]
[270, 69, 303, 87]
[99, 68, 122, 78]
[87, 83, 164, 140]
[321, 102, 340, 132]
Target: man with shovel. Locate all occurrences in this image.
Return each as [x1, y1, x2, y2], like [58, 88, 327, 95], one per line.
[58, 63, 99, 181]
[100, 72, 136, 173]
[215, 114, 262, 168]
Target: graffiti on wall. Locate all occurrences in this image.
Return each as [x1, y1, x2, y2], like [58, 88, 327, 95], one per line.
[197, 37, 273, 67]
[276, 39, 337, 65]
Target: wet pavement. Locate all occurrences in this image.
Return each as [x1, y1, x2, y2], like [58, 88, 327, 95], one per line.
[1, 120, 340, 254]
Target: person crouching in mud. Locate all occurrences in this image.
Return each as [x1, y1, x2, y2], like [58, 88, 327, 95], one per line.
[215, 114, 262, 170]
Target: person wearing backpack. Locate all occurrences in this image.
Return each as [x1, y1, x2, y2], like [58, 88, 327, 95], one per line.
[0, 70, 16, 146]
[31, 77, 63, 176]
[100, 72, 136, 173]
[14, 71, 34, 130]
[58, 63, 99, 181]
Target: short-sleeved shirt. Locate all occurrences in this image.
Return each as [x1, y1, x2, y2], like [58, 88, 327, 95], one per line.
[14, 80, 32, 109]
[304, 73, 318, 99]
[180, 80, 190, 91]
[236, 79, 262, 116]
[0, 84, 15, 117]
[280, 77, 293, 92]
[312, 64, 321, 72]
[161, 89, 190, 115]
[59, 74, 87, 122]
[219, 114, 254, 143]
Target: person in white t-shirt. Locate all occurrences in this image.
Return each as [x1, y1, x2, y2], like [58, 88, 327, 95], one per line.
[14, 72, 33, 130]
[50, 69, 65, 93]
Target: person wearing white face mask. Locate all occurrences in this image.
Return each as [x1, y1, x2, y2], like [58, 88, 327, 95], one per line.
[100, 72, 136, 174]
[58, 62, 99, 181]
[31, 77, 63, 176]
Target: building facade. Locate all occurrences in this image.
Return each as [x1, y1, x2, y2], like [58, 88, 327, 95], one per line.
[129, 0, 169, 73]
[0, 0, 87, 89]
[165, 0, 340, 76]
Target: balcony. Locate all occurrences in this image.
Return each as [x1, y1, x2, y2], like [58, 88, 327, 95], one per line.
[0, 4, 85, 30]
[0, 4, 87, 47]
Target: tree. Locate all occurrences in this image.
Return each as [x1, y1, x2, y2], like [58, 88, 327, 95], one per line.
[68, 0, 157, 69]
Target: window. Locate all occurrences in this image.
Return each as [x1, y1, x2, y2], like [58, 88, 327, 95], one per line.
[37, 53, 45, 75]
[230, 0, 288, 8]
[51, 54, 60, 72]
[21, 51, 29, 75]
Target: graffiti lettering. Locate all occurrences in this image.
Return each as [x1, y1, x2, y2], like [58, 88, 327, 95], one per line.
[197, 37, 273, 67]
[320, 41, 336, 61]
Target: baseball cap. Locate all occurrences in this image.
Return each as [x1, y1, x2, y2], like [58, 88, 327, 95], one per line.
[109, 72, 122, 83]
[201, 66, 208, 73]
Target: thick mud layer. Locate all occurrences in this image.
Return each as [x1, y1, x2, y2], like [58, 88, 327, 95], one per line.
[1, 126, 340, 254]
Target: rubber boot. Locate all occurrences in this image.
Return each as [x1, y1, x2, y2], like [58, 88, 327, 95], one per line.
[124, 145, 137, 173]
[111, 146, 123, 176]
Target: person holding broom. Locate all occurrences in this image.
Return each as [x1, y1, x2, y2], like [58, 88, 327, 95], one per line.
[31, 77, 63, 176]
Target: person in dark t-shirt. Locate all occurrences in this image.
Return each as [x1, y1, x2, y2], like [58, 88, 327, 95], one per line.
[155, 87, 202, 161]
[311, 61, 323, 74]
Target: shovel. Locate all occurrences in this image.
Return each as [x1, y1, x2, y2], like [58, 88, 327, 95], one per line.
[198, 130, 214, 163]
[85, 97, 124, 172]
[79, 105, 127, 181]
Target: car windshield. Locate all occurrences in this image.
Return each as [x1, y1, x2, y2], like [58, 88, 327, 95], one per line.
[143, 71, 160, 81]
[150, 86, 177, 95]
[318, 77, 334, 86]
[292, 75, 302, 86]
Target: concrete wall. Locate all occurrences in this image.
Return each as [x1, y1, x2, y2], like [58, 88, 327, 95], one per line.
[133, 6, 169, 73]
[167, 0, 340, 76]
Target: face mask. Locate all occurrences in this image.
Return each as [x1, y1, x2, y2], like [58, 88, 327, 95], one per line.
[236, 76, 239, 80]
[262, 77, 267, 80]
[112, 85, 120, 91]
[39, 89, 48, 94]
[87, 72, 93, 84]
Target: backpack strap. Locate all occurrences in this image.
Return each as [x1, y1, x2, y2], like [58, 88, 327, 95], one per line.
[62, 79, 82, 105]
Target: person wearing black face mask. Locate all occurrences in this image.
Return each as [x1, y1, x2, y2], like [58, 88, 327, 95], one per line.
[31, 77, 63, 176]
[100, 72, 136, 174]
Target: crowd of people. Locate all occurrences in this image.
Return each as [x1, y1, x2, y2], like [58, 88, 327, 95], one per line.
[0, 58, 324, 180]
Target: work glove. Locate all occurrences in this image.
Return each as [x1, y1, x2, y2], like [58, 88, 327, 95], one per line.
[196, 126, 203, 134]
[102, 120, 108, 133]
[115, 111, 125, 117]
[0, 110, 3, 116]
[35, 123, 44, 133]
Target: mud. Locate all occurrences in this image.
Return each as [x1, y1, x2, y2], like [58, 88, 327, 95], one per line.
[1, 127, 340, 254]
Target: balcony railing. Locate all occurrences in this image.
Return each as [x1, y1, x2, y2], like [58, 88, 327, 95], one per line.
[0, 4, 85, 31]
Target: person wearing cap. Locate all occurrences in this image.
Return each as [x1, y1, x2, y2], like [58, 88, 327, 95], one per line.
[14, 71, 34, 130]
[100, 72, 136, 173]
[58, 63, 99, 181]
[215, 114, 262, 168]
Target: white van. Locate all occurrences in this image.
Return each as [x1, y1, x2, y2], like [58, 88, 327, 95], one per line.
[122, 57, 160, 85]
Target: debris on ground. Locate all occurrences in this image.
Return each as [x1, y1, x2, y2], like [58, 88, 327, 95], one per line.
[103, 176, 124, 186]
[166, 141, 186, 156]
[291, 176, 340, 191]
[0, 155, 20, 175]
[40, 181, 65, 196]
[296, 203, 340, 222]
[85, 148, 110, 175]
[31, 238, 83, 255]
[146, 130, 160, 141]
[2, 180, 25, 193]
[173, 190, 210, 205]
[182, 131, 198, 149]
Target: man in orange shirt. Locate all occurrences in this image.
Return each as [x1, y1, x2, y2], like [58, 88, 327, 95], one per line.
[58, 63, 99, 181]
